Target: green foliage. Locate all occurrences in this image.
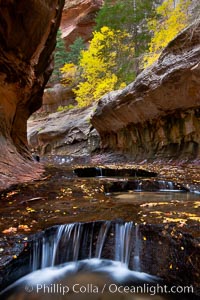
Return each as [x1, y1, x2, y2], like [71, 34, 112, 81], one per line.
[65, 37, 86, 65]
[50, 33, 85, 85]
[95, 0, 157, 74]
[57, 104, 75, 112]
[143, 0, 191, 67]
[50, 29, 68, 84]
[73, 27, 131, 107]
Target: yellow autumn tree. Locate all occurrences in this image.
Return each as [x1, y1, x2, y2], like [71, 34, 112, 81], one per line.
[60, 63, 78, 86]
[143, 0, 191, 68]
[73, 26, 132, 107]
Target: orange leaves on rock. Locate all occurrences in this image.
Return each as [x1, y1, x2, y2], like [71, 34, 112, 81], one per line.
[6, 190, 19, 198]
[140, 202, 169, 207]
[2, 224, 31, 234]
[18, 225, 31, 232]
[2, 227, 17, 234]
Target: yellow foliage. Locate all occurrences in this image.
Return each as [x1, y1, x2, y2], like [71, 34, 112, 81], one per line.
[143, 0, 191, 68]
[119, 82, 127, 89]
[60, 63, 77, 86]
[73, 26, 129, 107]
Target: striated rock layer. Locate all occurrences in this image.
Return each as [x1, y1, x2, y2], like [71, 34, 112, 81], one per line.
[92, 21, 200, 161]
[61, 0, 103, 49]
[0, 0, 65, 190]
[28, 105, 100, 157]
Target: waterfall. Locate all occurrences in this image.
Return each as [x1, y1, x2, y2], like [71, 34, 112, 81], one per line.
[136, 180, 142, 191]
[96, 167, 103, 177]
[158, 180, 177, 191]
[168, 181, 174, 190]
[31, 223, 82, 270]
[30, 221, 141, 272]
[95, 221, 111, 258]
[133, 224, 140, 271]
[115, 222, 133, 265]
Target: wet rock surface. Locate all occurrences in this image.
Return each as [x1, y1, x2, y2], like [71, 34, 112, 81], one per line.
[74, 167, 157, 178]
[91, 21, 200, 160]
[103, 179, 189, 193]
[0, 235, 31, 291]
[0, 0, 65, 190]
[0, 221, 199, 296]
[0, 160, 199, 293]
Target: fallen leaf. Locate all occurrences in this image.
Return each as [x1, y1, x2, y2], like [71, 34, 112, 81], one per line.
[26, 207, 36, 213]
[18, 225, 31, 232]
[2, 227, 17, 234]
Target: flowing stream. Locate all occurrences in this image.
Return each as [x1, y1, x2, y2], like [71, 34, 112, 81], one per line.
[0, 164, 199, 299]
[1, 221, 197, 299]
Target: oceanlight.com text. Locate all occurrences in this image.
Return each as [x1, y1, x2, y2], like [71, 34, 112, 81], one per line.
[24, 283, 194, 296]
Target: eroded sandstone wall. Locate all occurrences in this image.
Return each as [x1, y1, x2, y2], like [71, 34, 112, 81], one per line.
[61, 0, 103, 49]
[0, 0, 65, 190]
[92, 21, 200, 161]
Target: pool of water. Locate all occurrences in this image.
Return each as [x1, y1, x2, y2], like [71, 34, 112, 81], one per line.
[1, 259, 196, 300]
[0, 165, 199, 234]
[0, 163, 199, 298]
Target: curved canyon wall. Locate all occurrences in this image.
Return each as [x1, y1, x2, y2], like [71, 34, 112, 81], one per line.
[61, 0, 103, 49]
[0, 0, 65, 190]
[92, 20, 200, 161]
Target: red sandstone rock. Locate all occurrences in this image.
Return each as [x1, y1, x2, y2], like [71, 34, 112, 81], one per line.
[61, 0, 103, 49]
[0, 0, 65, 190]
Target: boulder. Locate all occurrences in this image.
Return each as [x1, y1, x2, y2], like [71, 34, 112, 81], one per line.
[28, 105, 100, 156]
[39, 84, 77, 113]
[0, 0, 65, 190]
[91, 20, 200, 161]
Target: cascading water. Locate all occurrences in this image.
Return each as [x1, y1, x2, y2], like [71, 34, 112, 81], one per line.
[1, 221, 197, 300]
[133, 224, 140, 271]
[158, 180, 184, 192]
[115, 222, 133, 265]
[95, 221, 111, 258]
[31, 223, 83, 270]
[30, 221, 138, 271]
[136, 180, 142, 191]
[96, 167, 103, 177]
